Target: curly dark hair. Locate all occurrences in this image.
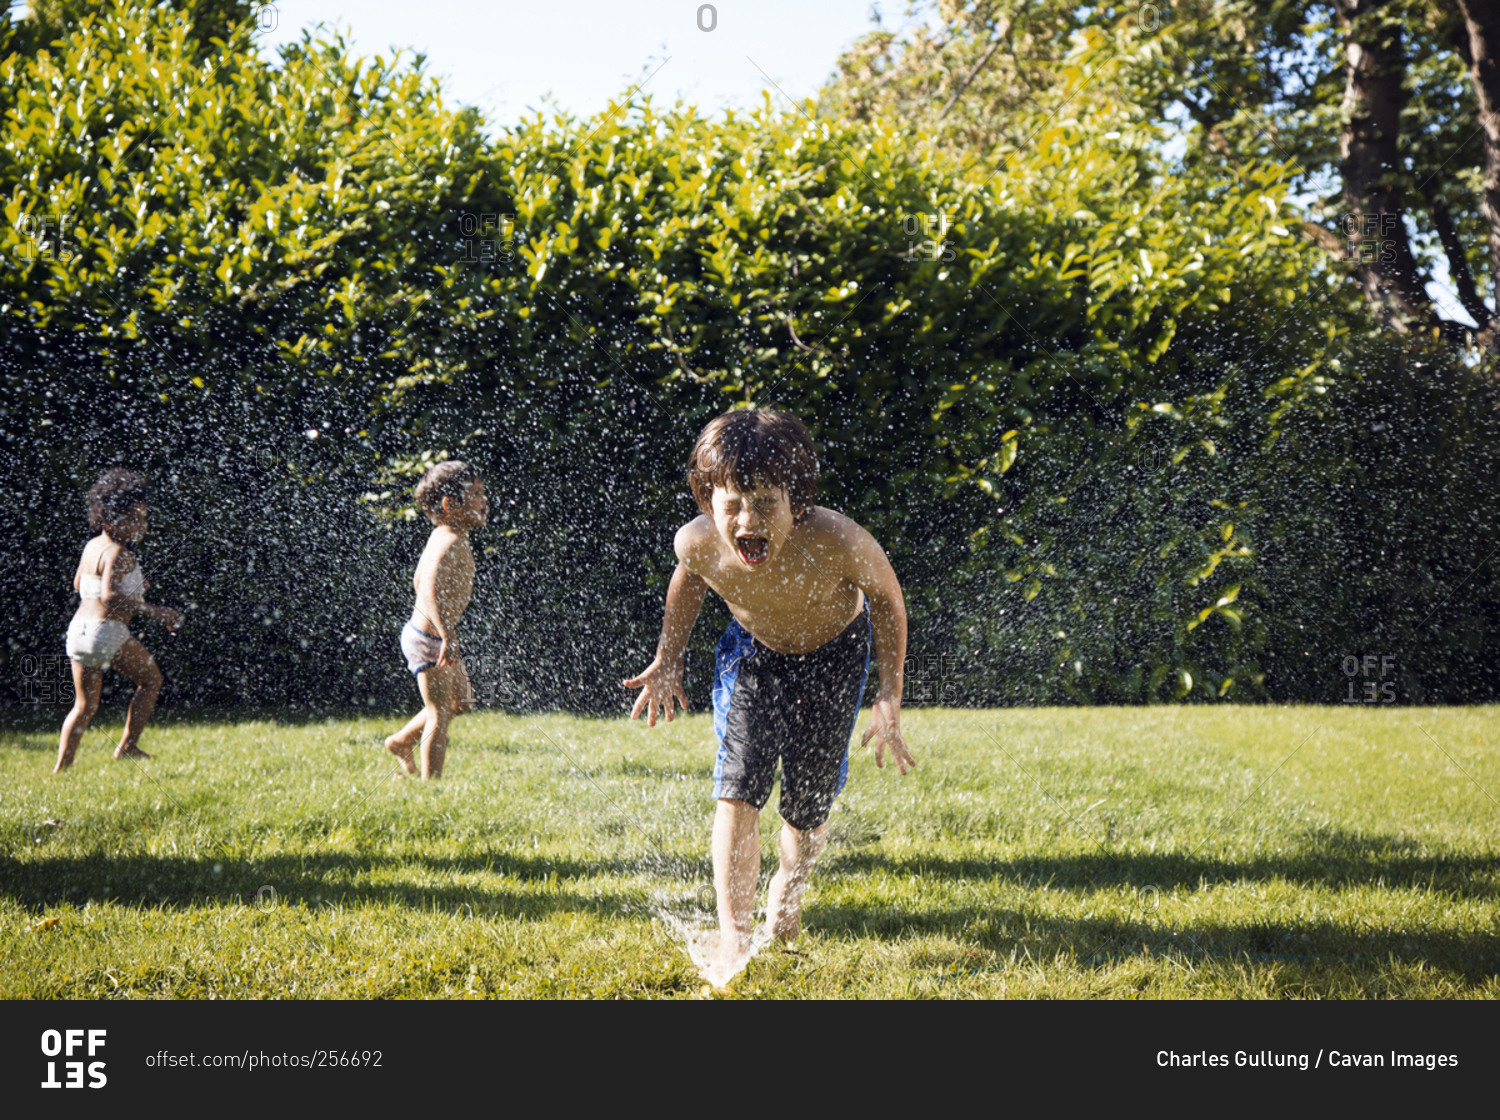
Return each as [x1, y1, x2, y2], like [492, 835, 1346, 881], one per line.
[85, 469, 151, 532]
[414, 460, 482, 518]
[687, 409, 819, 519]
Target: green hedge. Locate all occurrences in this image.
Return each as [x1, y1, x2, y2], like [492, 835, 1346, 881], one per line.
[2, 2, 1496, 714]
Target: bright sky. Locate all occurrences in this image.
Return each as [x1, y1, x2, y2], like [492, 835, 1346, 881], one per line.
[256, 0, 908, 128]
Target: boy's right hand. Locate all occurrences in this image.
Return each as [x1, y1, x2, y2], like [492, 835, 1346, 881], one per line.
[622, 657, 689, 727]
[438, 636, 460, 668]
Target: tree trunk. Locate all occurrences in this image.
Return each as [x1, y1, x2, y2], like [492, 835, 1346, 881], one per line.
[1454, 0, 1500, 335]
[1428, 193, 1490, 328]
[1336, 0, 1433, 329]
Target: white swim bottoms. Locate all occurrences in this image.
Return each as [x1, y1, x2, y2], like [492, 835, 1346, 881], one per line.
[401, 620, 443, 676]
[66, 618, 132, 669]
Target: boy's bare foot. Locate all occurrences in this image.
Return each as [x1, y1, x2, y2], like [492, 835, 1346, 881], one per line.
[690, 928, 760, 989]
[769, 910, 801, 943]
[113, 745, 151, 760]
[385, 736, 419, 775]
[707, 935, 747, 988]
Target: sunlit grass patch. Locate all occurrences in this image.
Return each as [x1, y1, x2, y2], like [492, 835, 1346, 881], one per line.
[2, 706, 1497, 998]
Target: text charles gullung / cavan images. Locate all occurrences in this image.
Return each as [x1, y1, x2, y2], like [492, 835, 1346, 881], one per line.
[1157, 1050, 1460, 1070]
[146, 1050, 384, 1070]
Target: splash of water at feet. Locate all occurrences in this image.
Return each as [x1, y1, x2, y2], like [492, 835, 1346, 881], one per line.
[685, 926, 774, 989]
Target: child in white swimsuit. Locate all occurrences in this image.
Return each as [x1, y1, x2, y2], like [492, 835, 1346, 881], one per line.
[55, 470, 182, 773]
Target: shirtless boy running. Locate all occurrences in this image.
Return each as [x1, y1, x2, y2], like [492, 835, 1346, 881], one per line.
[624, 409, 914, 983]
[385, 461, 487, 779]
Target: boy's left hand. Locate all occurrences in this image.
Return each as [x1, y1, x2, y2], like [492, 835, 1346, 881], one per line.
[861, 695, 915, 774]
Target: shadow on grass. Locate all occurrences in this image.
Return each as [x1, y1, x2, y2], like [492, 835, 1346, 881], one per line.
[823, 826, 1500, 900]
[813, 829, 1500, 982]
[0, 851, 648, 919]
[9, 830, 1497, 983]
[807, 900, 1500, 983]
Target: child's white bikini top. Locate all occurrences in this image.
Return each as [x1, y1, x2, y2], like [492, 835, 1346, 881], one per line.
[78, 545, 145, 600]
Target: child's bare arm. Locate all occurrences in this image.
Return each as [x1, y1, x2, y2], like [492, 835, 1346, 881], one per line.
[844, 524, 915, 773]
[135, 600, 182, 631]
[623, 525, 710, 725]
[100, 548, 180, 630]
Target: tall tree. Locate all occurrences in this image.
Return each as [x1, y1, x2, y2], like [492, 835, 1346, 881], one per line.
[1335, 0, 1432, 329]
[1453, 0, 1500, 337]
[823, 1, 1498, 349]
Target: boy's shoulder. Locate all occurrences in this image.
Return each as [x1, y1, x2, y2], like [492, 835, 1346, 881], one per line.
[674, 515, 715, 569]
[799, 504, 860, 532]
[797, 505, 874, 550]
[420, 522, 469, 561]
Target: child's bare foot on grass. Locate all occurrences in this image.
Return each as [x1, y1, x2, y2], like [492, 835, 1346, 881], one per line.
[385, 736, 418, 775]
[769, 910, 801, 943]
[689, 929, 759, 989]
[113, 744, 150, 760]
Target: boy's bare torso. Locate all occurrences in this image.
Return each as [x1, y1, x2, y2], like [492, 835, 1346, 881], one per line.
[681, 506, 865, 655]
[410, 525, 475, 633]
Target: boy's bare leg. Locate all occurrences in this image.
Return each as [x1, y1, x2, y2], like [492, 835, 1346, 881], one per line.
[450, 658, 474, 715]
[384, 711, 425, 774]
[765, 818, 829, 943]
[110, 639, 161, 760]
[416, 666, 454, 779]
[54, 662, 102, 773]
[390, 659, 469, 774]
[711, 799, 762, 971]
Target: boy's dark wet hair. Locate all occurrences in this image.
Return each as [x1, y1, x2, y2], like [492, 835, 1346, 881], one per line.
[415, 460, 482, 519]
[687, 409, 819, 519]
[86, 469, 150, 532]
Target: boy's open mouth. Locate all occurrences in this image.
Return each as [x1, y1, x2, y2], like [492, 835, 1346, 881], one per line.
[735, 533, 770, 565]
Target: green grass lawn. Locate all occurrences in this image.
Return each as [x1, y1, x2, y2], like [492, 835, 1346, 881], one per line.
[1, 705, 1496, 998]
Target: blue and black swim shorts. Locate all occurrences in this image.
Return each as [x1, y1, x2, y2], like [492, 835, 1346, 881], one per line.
[710, 601, 872, 830]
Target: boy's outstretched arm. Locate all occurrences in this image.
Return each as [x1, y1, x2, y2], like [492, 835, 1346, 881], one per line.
[623, 541, 709, 725]
[847, 525, 915, 774]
